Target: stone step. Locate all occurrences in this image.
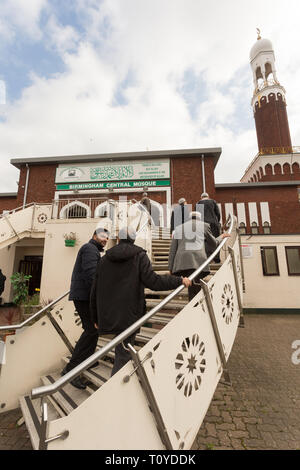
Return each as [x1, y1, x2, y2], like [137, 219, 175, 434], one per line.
[82, 362, 113, 388]
[153, 253, 169, 258]
[41, 374, 91, 416]
[62, 356, 112, 390]
[19, 395, 61, 450]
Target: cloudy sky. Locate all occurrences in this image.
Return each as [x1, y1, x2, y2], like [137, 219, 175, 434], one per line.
[1, 0, 300, 192]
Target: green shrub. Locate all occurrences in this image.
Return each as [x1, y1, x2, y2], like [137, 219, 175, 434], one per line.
[10, 272, 32, 305]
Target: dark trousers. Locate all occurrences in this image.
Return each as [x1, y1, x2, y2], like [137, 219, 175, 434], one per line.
[210, 222, 221, 262]
[66, 300, 99, 371]
[111, 333, 136, 377]
[175, 269, 208, 302]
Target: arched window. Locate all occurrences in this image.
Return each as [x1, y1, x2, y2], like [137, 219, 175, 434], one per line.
[94, 201, 115, 221]
[292, 162, 300, 174]
[259, 167, 264, 178]
[283, 163, 291, 175]
[265, 164, 273, 176]
[59, 201, 91, 219]
[263, 222, 271, 234]
[239, 222, 246, 235]
[251, 222, 259, 234]
[274, 163, 282, 175]
[68, 204, 87, 219]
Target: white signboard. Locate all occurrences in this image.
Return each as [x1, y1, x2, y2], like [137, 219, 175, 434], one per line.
[55, 159, 170, 184]
[241, 245, 253, 259]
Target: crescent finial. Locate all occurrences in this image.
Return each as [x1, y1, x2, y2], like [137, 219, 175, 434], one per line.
[256, 28, 261, 40]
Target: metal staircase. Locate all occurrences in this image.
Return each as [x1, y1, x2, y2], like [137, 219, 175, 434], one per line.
[0, 215, 244, 450]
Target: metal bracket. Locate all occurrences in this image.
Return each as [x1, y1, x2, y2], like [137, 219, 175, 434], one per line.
[228, 247, 245, 328]
[45, 430, 69, 445]
[39, 399, 69, 449]
[127, 344, 173, 450]
[123, 351, 152, 383]
[198, 279, 232, 387]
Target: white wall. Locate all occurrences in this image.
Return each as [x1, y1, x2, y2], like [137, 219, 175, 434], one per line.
[241, 234, 300, 309]
[40, 217, 152, 301]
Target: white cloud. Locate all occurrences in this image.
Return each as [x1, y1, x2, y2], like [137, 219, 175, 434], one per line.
[0, 0, 48, 42]
[45, 14, 80, 55]
[1, 0, 300, 193]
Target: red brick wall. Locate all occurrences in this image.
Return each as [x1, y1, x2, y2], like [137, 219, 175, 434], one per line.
[254, 94, 292, 151]
[16, 164, 57, 207]
[0, 196, 17, 213]
[215, 185, 300, 234]
[171, 156, 216, 207]
[14, 156, 217, 211]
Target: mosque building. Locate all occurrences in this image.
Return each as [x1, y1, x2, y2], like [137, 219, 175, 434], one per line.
[0, 32, 299, 312]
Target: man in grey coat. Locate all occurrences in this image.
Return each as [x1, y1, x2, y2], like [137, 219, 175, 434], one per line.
[168, 212, 229, 301]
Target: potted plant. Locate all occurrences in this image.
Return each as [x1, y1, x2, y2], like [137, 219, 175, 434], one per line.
[10, 272, 32, 321]
[10, 273, 31, 306]
[64, 232, 76, 247]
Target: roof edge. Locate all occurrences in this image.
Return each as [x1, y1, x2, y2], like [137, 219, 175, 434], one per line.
[10, 147, 222, 169]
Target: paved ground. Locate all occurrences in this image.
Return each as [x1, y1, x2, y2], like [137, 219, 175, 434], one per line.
[1, 314, 300, 451]
[193, 314, 300, 450]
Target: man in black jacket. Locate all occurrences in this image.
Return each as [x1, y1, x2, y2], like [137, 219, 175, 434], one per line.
[90, 227, 191, 376]
[62, 227, 109, 389]
[196, 193, 221, 263]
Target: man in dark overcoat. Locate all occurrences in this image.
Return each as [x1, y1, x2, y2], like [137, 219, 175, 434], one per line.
[90, 227, 191, 376]
[62, 227, 109, 389]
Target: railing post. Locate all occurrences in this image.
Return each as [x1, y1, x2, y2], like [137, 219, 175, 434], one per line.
[126, 344, 173, 450]
[228, 246, 245, 328]
[46, 310, 74, 354]
[39, 399, 49, 450]
[237, 230, 246, 294]
[199, 280, 231, 386]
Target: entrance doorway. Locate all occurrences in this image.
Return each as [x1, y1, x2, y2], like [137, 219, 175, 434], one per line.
[19, 256, 43, 296]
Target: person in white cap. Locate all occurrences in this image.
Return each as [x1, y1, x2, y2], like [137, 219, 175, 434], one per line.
[170, 197, 190, 233]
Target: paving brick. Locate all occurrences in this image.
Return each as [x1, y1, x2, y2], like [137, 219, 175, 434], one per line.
[205, 423, 217, 438]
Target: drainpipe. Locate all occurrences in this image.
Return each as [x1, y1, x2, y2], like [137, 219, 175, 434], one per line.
[23, 164, 30, 209]
[201, 154, 206, 193]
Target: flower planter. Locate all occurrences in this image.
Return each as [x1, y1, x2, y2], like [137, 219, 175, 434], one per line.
[65, 239, 76, 247]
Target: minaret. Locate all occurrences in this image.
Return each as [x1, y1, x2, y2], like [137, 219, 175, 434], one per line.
[250, 29, 292, 154]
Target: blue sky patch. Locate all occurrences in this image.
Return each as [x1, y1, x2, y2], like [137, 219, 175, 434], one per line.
[178, 68, 209, 120]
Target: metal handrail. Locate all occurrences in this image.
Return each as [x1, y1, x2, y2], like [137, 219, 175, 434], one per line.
[0, 217, 152, 332]
[0, 202, 51, 219]
[31, 214, 235, 400]
[0, 291, 70, 332]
